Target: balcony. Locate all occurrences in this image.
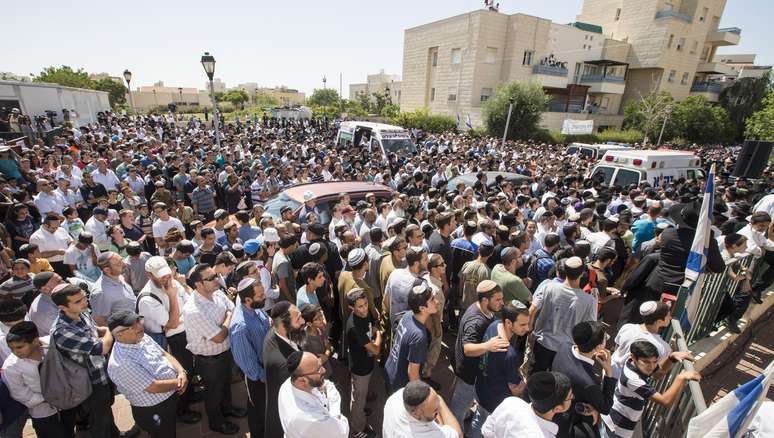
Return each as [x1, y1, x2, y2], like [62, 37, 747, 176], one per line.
[532, 64, 568, 88]
[690, 82, 723, 102]
[707, 27, 741, 46]
[696, 61, 735, 75]
[655, 10, 692, 23]
[579, 74, 626, 94]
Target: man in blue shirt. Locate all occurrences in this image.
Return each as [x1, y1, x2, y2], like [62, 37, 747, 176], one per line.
[229, 277, 270, 438]
[631, 202, 661, 254]
[470, 301, 531, 438]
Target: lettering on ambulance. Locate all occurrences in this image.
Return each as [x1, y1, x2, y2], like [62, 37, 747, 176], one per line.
[652, 174, 674, 187]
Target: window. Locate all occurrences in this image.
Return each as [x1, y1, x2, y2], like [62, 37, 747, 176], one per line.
[667, 34, 674, 48]
[585, 35, 589, 40]
[485, 47, 498, 64]
[668, 70, 676, 82]
[522, 50, 534, 66]
[700, 7, 708, 21]
[430, 88, 435, 102]
[677, 37, 685, 51]
[447, 92, 457, 102]
[589, 35, 594, 41]
[431, 51, 438, 67]
[615, 8, 621, 20]
[480, 87, 492, 102]
[691, 40, 698, 54]
[583, 44, 587, 50]
[613, 169, 642, 187]
[681, 72, 689, 85]
[451, 48, 462, 64]
[591, 166, 616, 186]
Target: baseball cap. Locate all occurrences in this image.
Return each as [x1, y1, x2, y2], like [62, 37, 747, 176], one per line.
[145, 256, 172, 277]
[107, 310, 141, 333]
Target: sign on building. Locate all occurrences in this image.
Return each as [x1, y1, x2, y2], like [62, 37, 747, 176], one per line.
[561, 119, 594, 135]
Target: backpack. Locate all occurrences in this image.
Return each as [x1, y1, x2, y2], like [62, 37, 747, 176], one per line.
[40, 343, 93, 410]
[135, 291, 164, 314]
[526, 252, 553, 289]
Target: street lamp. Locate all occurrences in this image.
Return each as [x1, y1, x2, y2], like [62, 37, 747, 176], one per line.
[322, 75, 327, 89]
[200, 52, 221, 148]
[501, 96, 515, 148]
[123, 69, 134, 114]
[178, 87, 183, 105]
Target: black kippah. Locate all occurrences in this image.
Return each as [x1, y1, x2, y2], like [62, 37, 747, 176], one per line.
[286, 350, 304, 375]
[270, 301, 292, 319]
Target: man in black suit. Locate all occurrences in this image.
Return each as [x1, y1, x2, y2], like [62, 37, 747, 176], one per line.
[262, 301, 306, 437]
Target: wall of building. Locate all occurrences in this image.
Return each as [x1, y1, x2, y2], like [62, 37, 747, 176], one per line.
[539, 111, 624, 131]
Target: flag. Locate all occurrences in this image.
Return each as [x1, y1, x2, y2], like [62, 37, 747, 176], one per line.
[679, 163, 715, 332]
[466, 113, 473, 130]
[687, 361, 774, 438]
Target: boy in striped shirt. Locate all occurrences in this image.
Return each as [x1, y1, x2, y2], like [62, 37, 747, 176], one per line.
[602, 340, 701, 438]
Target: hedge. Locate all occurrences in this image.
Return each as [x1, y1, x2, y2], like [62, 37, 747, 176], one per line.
[530, 129, 645, 145]
[391, 109, 457, 133]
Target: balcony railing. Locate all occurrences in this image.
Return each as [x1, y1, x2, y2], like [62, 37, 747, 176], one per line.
[655, 10, 692, 22]
[580, 74, 626, 83]
[716, 26, 742, 35]
[690, 81, 723, 93]
[532, 64, 568, 77]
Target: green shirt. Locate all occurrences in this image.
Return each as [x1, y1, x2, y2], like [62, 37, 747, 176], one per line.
[491, 264, 532, 305]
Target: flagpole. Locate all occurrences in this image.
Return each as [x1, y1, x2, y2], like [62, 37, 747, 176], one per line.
[734, 361, 774, 438]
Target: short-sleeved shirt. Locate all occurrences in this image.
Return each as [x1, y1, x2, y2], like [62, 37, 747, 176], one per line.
[182, 290, 234, 356]
[296, 285, 319, 308]
[64, 244, 102, 281]
[532, 281, 597, 353]
[491, 264, 532, 305]
[272, 251, 295, 300]
[611, 324, 671, 379]
[602, 360, 656, 438]
[89, 274, 136, 321]
[108, 336, 178, 407]
[454, 303, 495, 385]
[136, 280, 187, 337]
[385, 312, 429, 390]
[475, 320, 524, 412]
[346, 312, 376, 376]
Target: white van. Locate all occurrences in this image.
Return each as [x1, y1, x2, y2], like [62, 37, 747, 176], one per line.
[590, 150, 705, 187]
[566, 143, 630, 160]
[336, 121, 417, 158]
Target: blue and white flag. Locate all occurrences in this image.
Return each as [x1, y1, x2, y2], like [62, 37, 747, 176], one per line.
[687, 361, 774, 438]
[466, 113, 473, 130]
[680, 163, 715, 332]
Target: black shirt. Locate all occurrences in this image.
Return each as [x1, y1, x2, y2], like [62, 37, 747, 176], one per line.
[428, 231, 452, 282]
[454, 303, 495, 385]
[121, 224, 144, 242]
[346, 312, 376, 376]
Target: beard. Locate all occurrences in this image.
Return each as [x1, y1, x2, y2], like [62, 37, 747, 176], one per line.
[250, 299, 265, 309]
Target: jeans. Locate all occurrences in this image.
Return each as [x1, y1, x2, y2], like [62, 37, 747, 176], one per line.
[131, 393, 178, 438]
[468, 403, 490, 438]
[449, 378, 476, 430]
[350, 372, 372, 433]
[196, 351, 234, 429]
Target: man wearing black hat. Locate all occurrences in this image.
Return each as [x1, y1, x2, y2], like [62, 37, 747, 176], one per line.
[107, 310, 188, 438]
[482, 371, 572, 437]
[263, 301, 306, 437]
[278, 351, 349, 438]
[644, 204, 724, 299]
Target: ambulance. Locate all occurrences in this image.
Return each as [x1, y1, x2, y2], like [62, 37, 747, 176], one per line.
[336, 121, 417, 159]
[566, 143, 630, 160]
[590, 150, 705, 187]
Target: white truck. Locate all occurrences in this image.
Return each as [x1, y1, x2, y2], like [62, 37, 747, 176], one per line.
[336, 121, 417, 159]
[566, 143, 630, 160]
[590, 150, 705, 187]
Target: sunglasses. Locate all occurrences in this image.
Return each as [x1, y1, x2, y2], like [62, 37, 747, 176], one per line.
[202, 274, 218, 282]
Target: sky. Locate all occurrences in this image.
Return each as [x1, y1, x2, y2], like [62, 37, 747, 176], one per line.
[3, 0, 771, 98]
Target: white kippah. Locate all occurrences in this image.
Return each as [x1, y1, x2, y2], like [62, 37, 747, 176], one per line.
[565, 256, 583, 269]
[639, 301, 658, 316]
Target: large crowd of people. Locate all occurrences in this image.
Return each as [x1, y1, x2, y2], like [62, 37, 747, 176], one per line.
[0, 110, 771, 438]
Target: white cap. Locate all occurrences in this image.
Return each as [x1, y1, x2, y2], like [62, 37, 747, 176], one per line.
[145, 256, 172, 277]
[262, 228, 280, 243]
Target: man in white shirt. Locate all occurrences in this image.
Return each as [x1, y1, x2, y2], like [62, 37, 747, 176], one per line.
[84, 208, 111, 251]
[152, 202, 185, 256]
[739, 212, 774, 296]
[29, 213, 72, 279]
[382, 379, 461, 438]
[91, 158, 120, 191]
[482, 371, 572, 438]
[33, 179, 66, 219]
[278, 351, 349, 438]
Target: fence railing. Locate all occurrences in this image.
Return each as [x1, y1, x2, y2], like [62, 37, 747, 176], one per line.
[532, 64, 569, 77]
[642, 319, 706, 437]
[690, 82, 723, 94]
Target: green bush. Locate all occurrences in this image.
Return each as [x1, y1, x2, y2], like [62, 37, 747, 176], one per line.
[391, 108, 457, 133]
[527, 128, 644, 145]
[596, 129, 644, 144]
[483, 80, 549, 140]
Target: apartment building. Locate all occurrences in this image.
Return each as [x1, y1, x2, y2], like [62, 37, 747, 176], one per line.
[401, 10, 632, 131]
[711, 54, 772, 86]
[349, 70, 402, 104]
[129, 82, 213, 111]
[235, 83, 306, 106]
[576, 0, 741, 103]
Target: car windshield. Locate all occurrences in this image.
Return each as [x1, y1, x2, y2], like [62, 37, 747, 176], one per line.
[592, 166, 616, 186]
[381, 138, 416, 155]
[264, 192, 302, 220]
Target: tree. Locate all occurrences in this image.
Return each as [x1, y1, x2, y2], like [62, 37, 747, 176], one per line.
[307, 88, 340, 107]
[221, 90, 249, 109]
[745, 89, 774, 141]
[355, 92, 373, 114]
[254, 91, 279, 107]
[622, 91, 675, 143]
[34, 66, 93, 89]
[671, 95, 732, 144]
[380, 104, 400, 118]
[93, 78, 127, 107]
[720, 74, 771, 141]
[483, 80, 549, 140]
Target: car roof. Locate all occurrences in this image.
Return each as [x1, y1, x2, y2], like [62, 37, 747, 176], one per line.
[339, 121, 407, 131]
[283, 181, 394, 203]
[448, 171, 532, 189]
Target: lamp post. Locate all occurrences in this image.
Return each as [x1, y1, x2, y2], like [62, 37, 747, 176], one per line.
[178, 87, 183, 105]
[200, 52, 221, 149]
[501, 96, 515, 148]
[322, 75, 327, 89]
[123, 69, 134, 114]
